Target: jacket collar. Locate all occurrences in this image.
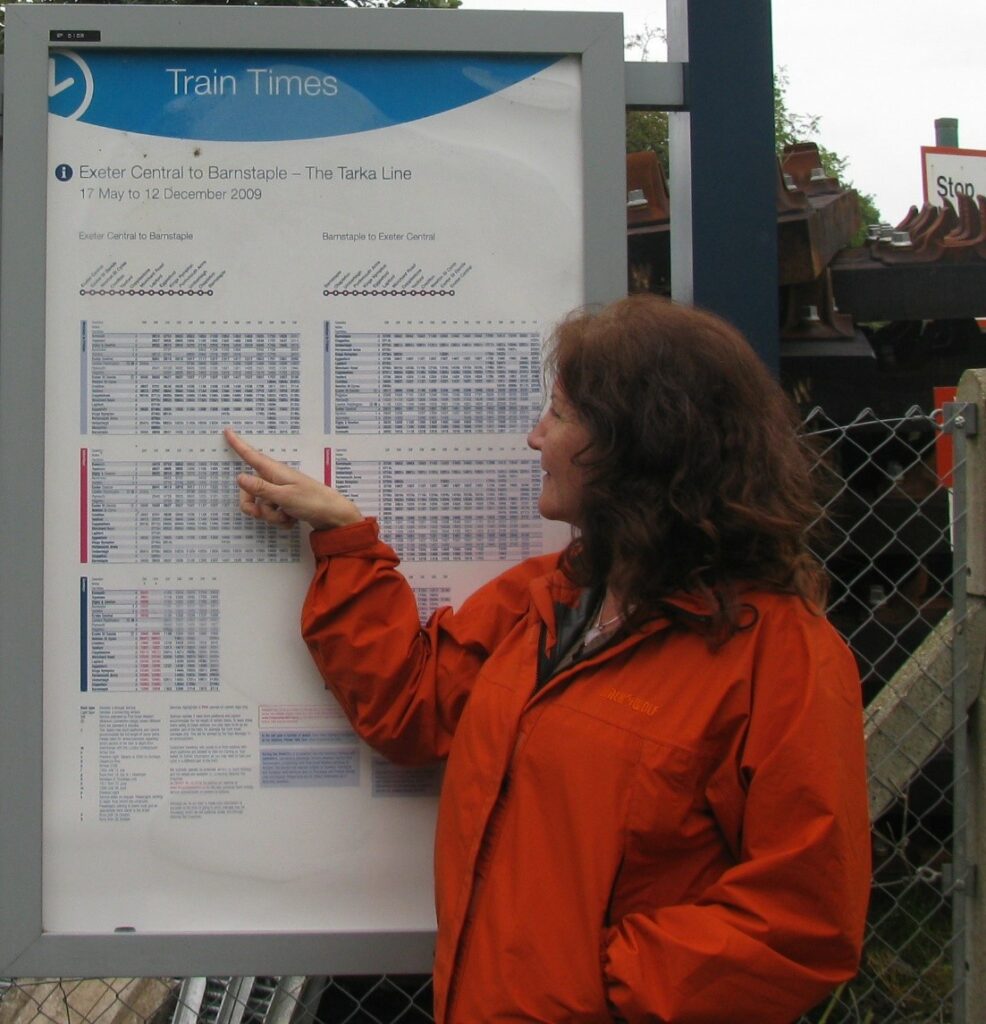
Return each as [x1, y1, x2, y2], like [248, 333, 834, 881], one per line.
[529, 565, 719, 650]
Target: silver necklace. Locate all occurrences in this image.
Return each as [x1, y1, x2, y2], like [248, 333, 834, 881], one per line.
[583, 601, 623, 648]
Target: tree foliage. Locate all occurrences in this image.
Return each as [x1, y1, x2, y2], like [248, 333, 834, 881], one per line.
[625, 111, 669, 173]
[624, 27, 670, 176]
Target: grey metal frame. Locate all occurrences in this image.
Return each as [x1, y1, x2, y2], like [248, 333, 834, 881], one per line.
[0, 4, 629, 977]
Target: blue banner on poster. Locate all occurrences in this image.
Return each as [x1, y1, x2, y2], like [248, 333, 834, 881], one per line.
[48, 49, 557, 141]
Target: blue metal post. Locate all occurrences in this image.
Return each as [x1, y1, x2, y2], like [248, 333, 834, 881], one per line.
[667, 0, 778, 370]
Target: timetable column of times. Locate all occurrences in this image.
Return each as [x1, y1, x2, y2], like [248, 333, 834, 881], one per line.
[81, 320, 304, 697]
[84, 321, 301, 435]
[325, 320, 542, 435]
[85, 452, 299, 564]
[325, 319, 546, 566]
[83, 579, 219, 694]
[327, 450, 542, 563]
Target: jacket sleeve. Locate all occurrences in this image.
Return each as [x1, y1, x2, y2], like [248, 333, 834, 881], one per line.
[602, 608, 871, 1024]
[301, 518, 551, 765]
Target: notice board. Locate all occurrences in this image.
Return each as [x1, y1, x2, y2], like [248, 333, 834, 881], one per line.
[0, 5, 626, 977]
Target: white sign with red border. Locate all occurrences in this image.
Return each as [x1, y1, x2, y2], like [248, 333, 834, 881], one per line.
[922, 145, 986, 205]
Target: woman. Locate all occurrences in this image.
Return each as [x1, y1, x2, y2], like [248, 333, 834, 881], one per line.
[226, 294, 871, 1024]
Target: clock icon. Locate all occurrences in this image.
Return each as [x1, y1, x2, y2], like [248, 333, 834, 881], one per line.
[49, 50, 94, 121]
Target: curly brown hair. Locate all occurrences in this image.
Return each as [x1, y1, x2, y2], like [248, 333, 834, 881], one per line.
[548, 293, 826, 644]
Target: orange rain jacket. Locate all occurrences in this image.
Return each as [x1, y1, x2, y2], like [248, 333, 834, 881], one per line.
[302, 519, 871, 1024]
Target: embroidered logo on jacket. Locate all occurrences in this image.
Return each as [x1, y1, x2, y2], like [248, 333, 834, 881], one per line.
[601, 686, 659, 716]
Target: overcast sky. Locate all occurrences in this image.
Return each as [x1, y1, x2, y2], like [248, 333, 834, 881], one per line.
[465, 0, 984, 224]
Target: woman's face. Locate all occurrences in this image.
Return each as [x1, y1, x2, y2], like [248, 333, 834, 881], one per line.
[527, 386, 593, 525]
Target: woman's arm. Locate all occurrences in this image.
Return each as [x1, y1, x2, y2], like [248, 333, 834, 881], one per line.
[300, 519, 551, 764]
[225, 429, 550, 765]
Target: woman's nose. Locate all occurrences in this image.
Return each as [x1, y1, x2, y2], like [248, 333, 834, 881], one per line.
[527, 416, 545, 452]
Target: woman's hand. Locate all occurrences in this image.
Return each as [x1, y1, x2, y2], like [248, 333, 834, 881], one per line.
[224, 428, 363, 531]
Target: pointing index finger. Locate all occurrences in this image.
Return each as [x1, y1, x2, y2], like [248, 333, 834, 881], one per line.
[223, 427, 299, 485]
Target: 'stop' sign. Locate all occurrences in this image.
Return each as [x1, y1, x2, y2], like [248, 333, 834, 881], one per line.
[922, 145, 986, 205]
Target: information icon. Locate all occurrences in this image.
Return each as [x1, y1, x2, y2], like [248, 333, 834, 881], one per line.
[54, 164, 74, 182]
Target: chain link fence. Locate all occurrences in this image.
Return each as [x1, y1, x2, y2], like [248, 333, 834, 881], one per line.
[800, 404, 972, 1024]
[1, 403, 977, 1024]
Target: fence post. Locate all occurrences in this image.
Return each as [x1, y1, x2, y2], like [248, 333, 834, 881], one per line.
[956, 368, 986, 1024]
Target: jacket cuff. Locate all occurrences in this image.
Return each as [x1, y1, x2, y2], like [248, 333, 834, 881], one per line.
[309, 517, 380, 557]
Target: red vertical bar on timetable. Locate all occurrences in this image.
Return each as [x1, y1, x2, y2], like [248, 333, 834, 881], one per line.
[324, 448, 332, 486]
[80, 448, 89, 563]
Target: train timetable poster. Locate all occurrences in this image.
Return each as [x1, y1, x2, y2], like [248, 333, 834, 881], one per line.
[41, 47, 582, 933]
